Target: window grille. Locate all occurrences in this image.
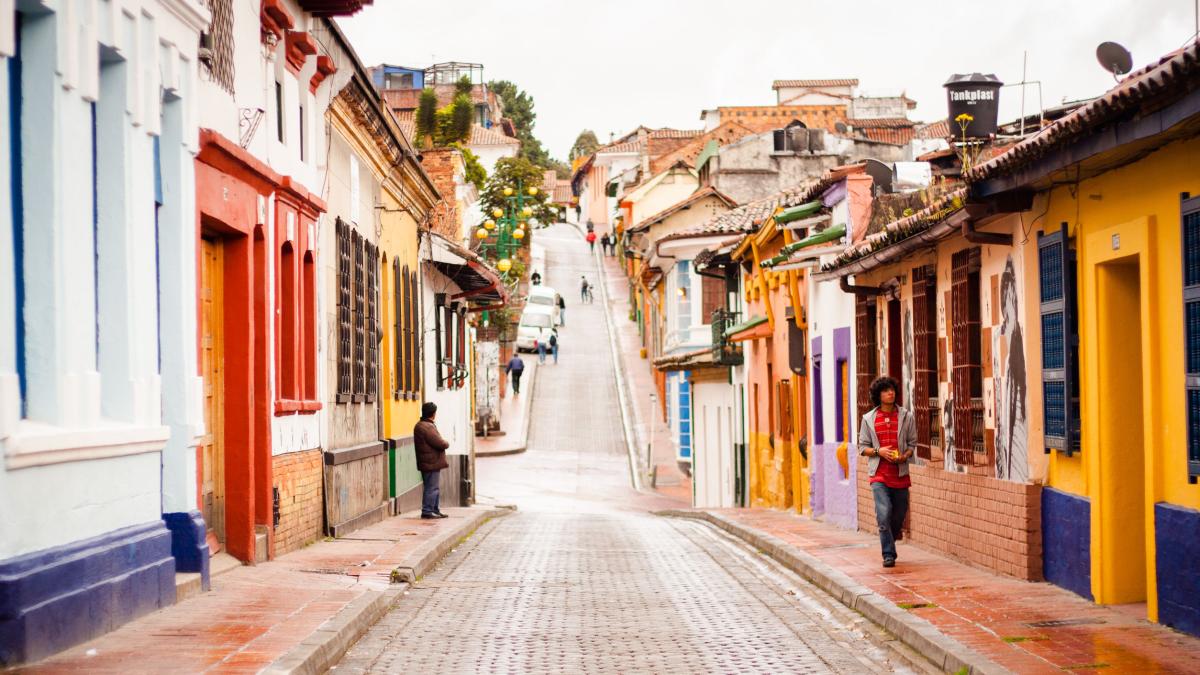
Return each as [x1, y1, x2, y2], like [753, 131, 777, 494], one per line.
[434, 293, 445, 390]
[410, 270, 421, 394]
[1183, 194, 1200, 481]
[366, 242, 377, 402]
[951, 247, 985, 467]
[352, 231, 365, 398]
[336, 219, 352, 399]
[393, 259, 402, 400]
[855, 296, 877, 421]
[1038, 224, 1080, 454]
[912, 265, 938, 460]
[204, 0, 235, 94]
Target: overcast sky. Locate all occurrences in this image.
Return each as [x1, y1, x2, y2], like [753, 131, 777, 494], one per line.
[340, 0, 1198, 160]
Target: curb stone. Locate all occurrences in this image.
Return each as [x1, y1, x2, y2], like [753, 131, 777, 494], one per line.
[659, 509, 1014, 675]
[262, 507, 510, 675]
[477, 364, 538, 457]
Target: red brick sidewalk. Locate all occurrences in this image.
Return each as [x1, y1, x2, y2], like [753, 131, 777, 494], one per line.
[13, 508, 500, 674]
[710, 508, 1199, 674]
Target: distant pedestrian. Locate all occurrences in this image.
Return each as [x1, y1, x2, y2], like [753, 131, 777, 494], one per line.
[414, 402, 450, 519]
[556, 294, 566, 326]
[586, 230, 596, 252]
[506, 353, 525, 394]
[586, 219, 594, 233]
[599, 233, 609, 255]
[549, 330, 559, 364]
[859, 376, 915, 568]
[580, 276, 589, 302]
[531, 270, 541, 285]
[536, 337, 547, 364]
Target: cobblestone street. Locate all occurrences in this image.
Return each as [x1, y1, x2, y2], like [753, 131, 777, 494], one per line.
[333, 225, 921, 674]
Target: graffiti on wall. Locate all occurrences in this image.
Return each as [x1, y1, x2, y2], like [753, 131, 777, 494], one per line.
[903, 306, 914, 409]
[993, 255, 1028, 482]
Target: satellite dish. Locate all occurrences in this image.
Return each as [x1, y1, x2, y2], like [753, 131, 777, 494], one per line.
[1096, 41, 1133, 78]
[834, 121, 848, 134]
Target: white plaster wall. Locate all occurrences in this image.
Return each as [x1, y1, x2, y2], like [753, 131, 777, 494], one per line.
[470, 143, 516, 176]
[0, 0, 209, 556]
[421, 265, 472, 456]
[628, 173, 698, 228]
[808, 200, 857, 444]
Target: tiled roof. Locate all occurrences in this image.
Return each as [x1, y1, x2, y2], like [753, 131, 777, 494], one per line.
[553, 180, 572, 204]
[470, 124, 520, 146]
[820, 187, 968, 275]
[380, 84, 487, 111]
[393, 121, 517, 147]
[915, 119, 950, 139]
[966, 39, 1200, 183]
[772, 79, 859, 89]
[647, 128, 703, 139]
[597, 138, 645, 154]
[845, 117, 912, 128]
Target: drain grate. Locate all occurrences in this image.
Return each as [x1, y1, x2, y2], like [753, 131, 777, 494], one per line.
[1025, 618, 1106, 628]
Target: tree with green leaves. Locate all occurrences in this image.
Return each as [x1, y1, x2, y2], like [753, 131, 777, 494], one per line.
[480, 156, 558, 230]
[415, 89, 438, 148]
[488, 79, 566, 175]
[570, 130, 600, 161]
[454, 143, 487, 191]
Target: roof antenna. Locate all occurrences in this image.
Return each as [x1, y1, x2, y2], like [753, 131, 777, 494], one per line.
[1096, 41, 1133, 82]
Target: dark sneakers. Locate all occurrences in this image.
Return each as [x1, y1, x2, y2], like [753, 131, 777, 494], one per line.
[421, 513, 449, 519]
[883, 557, 896, 568]
[434, 512, 449, 519]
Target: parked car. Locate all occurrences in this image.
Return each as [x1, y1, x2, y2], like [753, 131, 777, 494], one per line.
[515, 306, 556, 352]
[526, 285, 560, 324]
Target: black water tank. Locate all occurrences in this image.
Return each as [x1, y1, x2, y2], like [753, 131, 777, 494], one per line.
[943, 73, 1003, 138]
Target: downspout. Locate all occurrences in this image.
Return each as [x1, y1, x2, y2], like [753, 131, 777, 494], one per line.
[839, 276, 884, 296]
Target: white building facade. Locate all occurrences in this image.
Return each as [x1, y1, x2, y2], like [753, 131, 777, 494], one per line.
[0, 0, 211, 664]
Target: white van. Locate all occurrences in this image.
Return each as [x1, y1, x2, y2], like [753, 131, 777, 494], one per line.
[526, 285, 560, 325]
[515, 306, 556, 352]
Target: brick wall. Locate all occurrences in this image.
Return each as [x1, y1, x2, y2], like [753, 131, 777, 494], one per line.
[857, 456, 1042, 580]
[418, 148, 460, 239]
[715, 105, 847, 133]
[272, 449, 324, 556]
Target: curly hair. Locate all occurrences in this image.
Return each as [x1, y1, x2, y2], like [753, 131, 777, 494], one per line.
[869, 376, 900, 407]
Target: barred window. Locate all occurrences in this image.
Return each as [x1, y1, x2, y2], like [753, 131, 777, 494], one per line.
[434, 293, 445, 390]
[336, 219, 352, 400]
[365, 242, 378, 403]
[410, 269, 421, 394]
[855, 296, 877, 422]
[352, 231, 366, 399]
[912, 265, 939, 461]
[393, 259, 402, 400]
[951, 247, 985, 467]
[203, 0, 235, 94]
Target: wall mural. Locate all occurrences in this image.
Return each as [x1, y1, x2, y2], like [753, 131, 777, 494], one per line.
[993, 255, 1029, 482]
[903, 306, 914, 411]
[942, 395, 957, 471]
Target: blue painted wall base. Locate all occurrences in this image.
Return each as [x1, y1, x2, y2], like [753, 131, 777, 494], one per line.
[1155, 502, 1200, 638]
[163, 511, 210, 591]
[1041, 487, 1092, 600]
[0, 520, 177, 666]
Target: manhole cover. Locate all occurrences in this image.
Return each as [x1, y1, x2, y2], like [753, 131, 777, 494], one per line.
[1025, 618, 1106, 628]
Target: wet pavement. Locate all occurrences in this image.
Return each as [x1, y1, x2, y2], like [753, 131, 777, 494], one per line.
[333, 224, 920, 674]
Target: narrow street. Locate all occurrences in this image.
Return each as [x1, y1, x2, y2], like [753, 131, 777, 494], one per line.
[333, 225, 922, 674]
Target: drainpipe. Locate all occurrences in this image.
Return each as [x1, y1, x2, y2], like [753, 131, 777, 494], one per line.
[839, 276, 884, 296]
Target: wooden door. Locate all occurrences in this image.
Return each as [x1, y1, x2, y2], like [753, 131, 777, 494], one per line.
[200, 238, 226, 550]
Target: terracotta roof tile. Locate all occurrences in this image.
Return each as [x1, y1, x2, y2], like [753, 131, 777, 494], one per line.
[966, 39, 1200, 182]
[845, 117, 913, 128]
[647, 128, 703, 139]
[915, 119, 950, 139]
[772, 79, 859, 89]
[469, 124, 520, 146]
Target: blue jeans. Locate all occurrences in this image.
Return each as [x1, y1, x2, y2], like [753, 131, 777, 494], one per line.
[552, 344, 558, 363]
[537, 341, 546, 363]
[871, 482, 909, 561]
[559, 308, 565, 326]
[421, 470, 441, 516]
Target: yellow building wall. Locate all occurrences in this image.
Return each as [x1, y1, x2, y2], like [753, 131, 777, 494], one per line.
[1041, 134, 1200, 615]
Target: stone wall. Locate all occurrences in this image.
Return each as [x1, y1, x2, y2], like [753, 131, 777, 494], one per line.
[272, 449, 324, 556]
[857, 456, 1042, 579]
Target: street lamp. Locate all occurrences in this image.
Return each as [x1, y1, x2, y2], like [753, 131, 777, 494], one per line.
[477, 177, 544, 270]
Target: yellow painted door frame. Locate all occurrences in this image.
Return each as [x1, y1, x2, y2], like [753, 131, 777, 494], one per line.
[1082, 218, 1160, 618]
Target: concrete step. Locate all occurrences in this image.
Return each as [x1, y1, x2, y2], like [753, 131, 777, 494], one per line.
[175, 572, 203, 602]
[209, 551, 243, 580]
[254, 526, 269, 564]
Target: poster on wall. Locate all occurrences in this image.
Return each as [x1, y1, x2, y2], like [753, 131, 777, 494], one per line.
[474, 340, 501, 435]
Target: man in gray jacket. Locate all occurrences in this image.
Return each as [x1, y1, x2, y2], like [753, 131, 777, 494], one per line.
[859, 376, 916, 567]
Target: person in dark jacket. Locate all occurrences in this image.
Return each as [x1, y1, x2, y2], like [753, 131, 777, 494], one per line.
[414, 402, 450, 519]
[506, 353, 525, 394]
[556, 294, 566, 326]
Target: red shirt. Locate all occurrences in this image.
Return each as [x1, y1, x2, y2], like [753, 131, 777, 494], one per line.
[870, 409, 911, 488]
